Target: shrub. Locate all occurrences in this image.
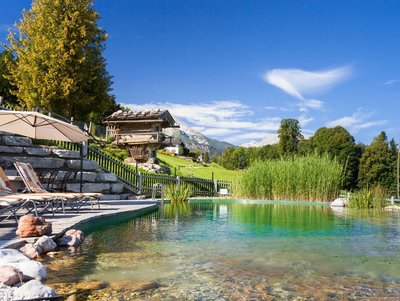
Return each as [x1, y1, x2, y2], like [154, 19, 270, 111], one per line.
[233, 154, 342, 202]
[347, 186, 388, 209]
[165, 184, 192, 204]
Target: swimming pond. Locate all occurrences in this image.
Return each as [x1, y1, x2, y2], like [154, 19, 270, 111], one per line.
[46, 200, 400, 300]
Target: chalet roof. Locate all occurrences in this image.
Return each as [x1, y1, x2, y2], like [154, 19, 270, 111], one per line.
[104, 109, 178, 128]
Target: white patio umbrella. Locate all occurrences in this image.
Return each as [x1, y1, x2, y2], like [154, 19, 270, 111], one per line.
[0, 110, 88, 142]
[0, 110, 89, 192]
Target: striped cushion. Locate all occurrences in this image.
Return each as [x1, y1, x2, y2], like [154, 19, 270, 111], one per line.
[0, 167, 16, 195]
[14, 162, 48, 193]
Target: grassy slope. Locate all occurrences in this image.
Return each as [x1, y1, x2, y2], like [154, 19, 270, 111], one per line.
[157, 153, 238, 182]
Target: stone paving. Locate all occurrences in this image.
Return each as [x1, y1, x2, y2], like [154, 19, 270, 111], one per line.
[0, 199, 159, 248]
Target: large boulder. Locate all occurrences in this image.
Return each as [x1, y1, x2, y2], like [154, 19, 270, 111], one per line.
[330, 198, 347, 207]
[34, 236, 57, 253]
[0, 249, 47, 281]
[96, 173, 118, 182]
[0, 265, 23, 286]
[57, 229, 85, 247]
[0, 249, 30, 265]
[1, 135, 32, 146]
[16, 215, 52, 238]
[65, 159, 99, 170]
[7, 260, 47, 281]
[13, 280, 57, 299]
[23, 147, 52, 156]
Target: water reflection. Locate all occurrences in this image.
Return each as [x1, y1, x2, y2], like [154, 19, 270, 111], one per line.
[45, 201, 400, 300]
[161, 203, 192, 219]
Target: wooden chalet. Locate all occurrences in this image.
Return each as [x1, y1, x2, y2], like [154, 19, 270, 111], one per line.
[104, 109, 179, 163]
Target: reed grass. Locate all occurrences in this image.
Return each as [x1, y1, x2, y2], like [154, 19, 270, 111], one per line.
[233, 155, 342, 202]
[165, 184, 192, 204]
[347, 186, 388, 209]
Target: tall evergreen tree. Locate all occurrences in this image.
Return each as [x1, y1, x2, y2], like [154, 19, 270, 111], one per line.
[6, 0, 117, 122]
[278, 118, 302, 156]
[358, 132, 396, 192]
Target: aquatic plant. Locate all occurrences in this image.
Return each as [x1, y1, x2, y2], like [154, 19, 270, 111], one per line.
[165, 184, 192, 204]
[162, 202, 192, 218]
[233, 154, 342, 202]
[347, 186, 388, 209]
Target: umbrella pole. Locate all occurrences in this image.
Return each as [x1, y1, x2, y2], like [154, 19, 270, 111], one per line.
[80, 142, 84, 193]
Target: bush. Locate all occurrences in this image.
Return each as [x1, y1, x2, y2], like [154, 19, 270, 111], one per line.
[233, 154, 342, 202]
[347, 186, 388, 209]
[165, 184, 192, 204]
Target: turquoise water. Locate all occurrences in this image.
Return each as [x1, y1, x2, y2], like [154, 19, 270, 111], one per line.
[46, 201, 400, 300]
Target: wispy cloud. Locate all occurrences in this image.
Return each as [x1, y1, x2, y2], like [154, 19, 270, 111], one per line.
[124, 100, 284, 144]
[326, 110, 387, 133]
[265, 66, 352, 110]
[384, 79, 399, 86]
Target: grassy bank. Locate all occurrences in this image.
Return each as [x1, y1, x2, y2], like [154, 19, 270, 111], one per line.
[233, 155, 342, 202]
[157, 153, 238, 181]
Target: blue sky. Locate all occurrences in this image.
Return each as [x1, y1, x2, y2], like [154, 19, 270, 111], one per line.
[1, 0, 400, 145]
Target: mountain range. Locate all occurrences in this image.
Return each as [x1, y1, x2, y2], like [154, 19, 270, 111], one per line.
[163, 123, 234, 155]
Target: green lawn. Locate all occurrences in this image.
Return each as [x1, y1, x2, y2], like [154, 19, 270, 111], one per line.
[157, 153, 238, 182]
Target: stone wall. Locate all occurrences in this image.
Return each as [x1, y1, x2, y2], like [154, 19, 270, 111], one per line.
[0, 132, 124, 195]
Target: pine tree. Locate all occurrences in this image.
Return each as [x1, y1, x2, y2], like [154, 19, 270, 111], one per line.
[6, 0, 117, 122]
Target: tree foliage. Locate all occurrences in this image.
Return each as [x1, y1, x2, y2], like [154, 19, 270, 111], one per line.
[358, 132, 397, 192]
[311, 126, 362, 189]
[278, 118, 302, 156]
[6, 0, 117, 122]
[0, 50, 18, 105]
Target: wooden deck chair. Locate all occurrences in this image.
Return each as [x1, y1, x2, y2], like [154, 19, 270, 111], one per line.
[0, 166, 62, 217]
[14, 162, 101, 213]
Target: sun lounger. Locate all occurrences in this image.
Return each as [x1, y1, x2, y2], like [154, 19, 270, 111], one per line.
[14, 162, 101, 213]
[1, 166, 73, 216]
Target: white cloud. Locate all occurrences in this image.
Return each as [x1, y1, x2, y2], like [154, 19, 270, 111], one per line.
[265, 66, 352, 110]
[326, 110, 387, 133]
[202, 128, 240, 136]
[124, 100, 282, 145]
[384, 79, 399, 86]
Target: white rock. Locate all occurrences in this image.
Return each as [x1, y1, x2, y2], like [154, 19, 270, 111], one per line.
[20, 243, 42, 259]
[384, 205, 400, 211]
[14, 280, 57, 299]
[0, 249, 30, 265]
[33, 236, 57, 253]
[330, 198, 347, 207]
[57, 229, 85, 247]
[7, 260, 47, 281]
[0, 282, 15, 300]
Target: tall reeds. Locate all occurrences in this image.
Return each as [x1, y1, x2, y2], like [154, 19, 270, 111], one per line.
[233, 155, 342, 202]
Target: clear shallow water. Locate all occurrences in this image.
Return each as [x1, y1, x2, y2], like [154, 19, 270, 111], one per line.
[46, 201, 400, 300]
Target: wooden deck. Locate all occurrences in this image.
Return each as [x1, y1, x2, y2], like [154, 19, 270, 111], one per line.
[0, 199, 159, 248]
